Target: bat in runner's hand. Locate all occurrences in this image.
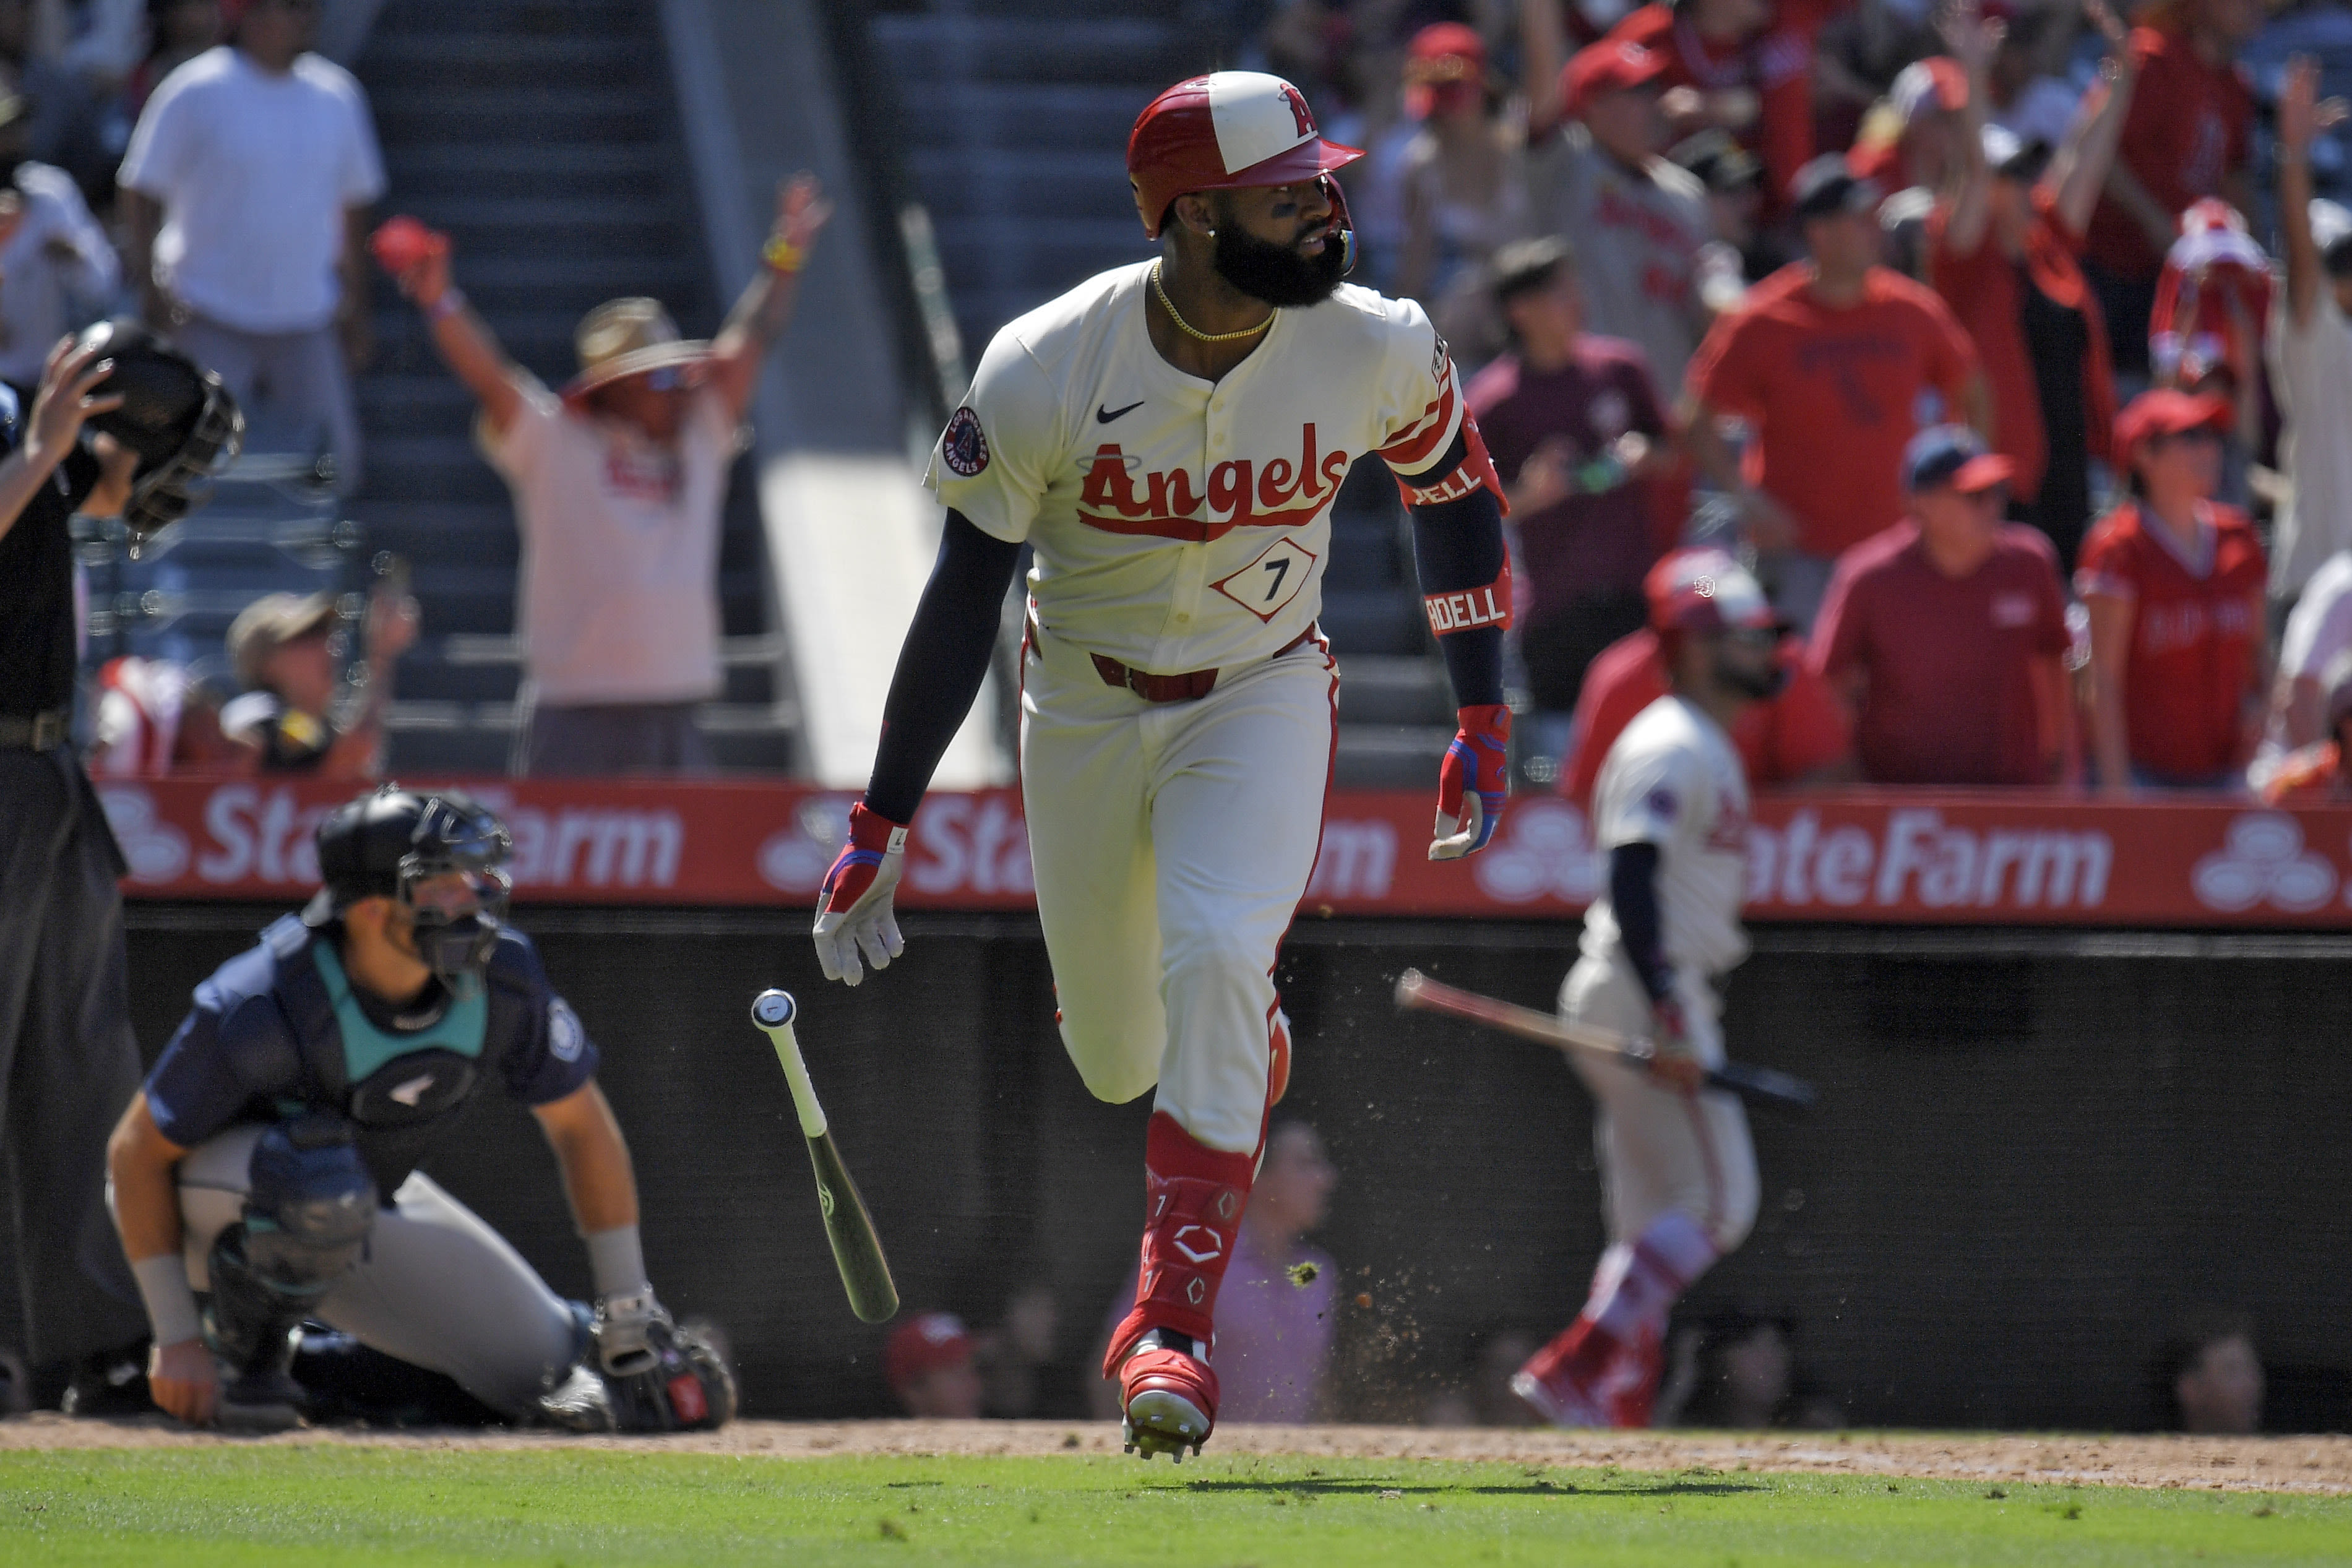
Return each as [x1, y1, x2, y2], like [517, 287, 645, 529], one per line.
[1393, 968, 1817, 1111]
[751, 989, 900, 1322]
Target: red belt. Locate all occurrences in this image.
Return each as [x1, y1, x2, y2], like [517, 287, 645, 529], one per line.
[1030, 614, 1317, 704]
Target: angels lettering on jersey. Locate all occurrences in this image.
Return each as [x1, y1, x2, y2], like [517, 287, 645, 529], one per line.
[924, 262, 1481, 677]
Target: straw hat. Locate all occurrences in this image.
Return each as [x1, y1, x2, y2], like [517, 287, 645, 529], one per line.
[559, 298, 711, 408]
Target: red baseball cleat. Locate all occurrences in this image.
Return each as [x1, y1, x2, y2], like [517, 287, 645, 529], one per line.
[1593, 1326, 1665, 1429]
[1118, 1332, 1219, 1461]
[1509, 1321, 1611, 1428]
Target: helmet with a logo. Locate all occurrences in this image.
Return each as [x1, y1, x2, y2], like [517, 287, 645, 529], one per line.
[303, 784, 514, 982]
[1644, 547, 1781, 635]
[1127, 71, 1364, 259]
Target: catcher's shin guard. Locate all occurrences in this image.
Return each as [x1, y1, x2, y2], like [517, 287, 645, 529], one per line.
[202, 1226, 311, 1434]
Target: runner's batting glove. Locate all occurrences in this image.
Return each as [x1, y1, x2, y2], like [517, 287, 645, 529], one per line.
[593, 1288, 671, 1377]
[1429, 704, 1512, 861]
[812, 802, 908, 986]
[1648, 995, 1706, 1093]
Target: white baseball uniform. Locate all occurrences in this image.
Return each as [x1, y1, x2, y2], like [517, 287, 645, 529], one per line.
[928, 260, 1465, 1154]
[1563, 694, 1760, 1252]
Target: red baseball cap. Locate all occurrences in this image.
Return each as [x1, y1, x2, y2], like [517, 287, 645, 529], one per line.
[1405, 23, 1488, 119]
[2113, 389, 2229, 474]
[884, 1312, 972, 1392]
[1128, 72, 1366, 239]
[1562, 39, 1668, 119]
[1645, 548, 1780, 634]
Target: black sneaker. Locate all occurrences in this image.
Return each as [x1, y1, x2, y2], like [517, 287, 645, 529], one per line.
[60, 1343, 152, 1418]
[216, 1363, 307, 1434]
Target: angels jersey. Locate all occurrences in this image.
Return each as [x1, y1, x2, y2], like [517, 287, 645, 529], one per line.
[926, 261, 1468, 674]
[1579, 694, 1753, 978]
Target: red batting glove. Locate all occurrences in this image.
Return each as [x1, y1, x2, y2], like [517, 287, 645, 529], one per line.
[811, 803, 908, 986]
[1429, 704, 1512, 861]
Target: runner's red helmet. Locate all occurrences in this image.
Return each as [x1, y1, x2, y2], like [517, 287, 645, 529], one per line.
[1127, 71, 1364, 267]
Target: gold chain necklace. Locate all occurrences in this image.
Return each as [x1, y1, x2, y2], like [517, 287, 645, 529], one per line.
[1151, 262, 1273, 343]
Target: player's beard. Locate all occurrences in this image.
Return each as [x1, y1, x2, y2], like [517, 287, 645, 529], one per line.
[1715, 647, 1789, 701]
[1212, 222, 1348, 308]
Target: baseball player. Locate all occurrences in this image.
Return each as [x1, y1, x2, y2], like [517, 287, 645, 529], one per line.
[1513, 548, 1773, 1428]
[105, 785, 733, 1433]
[811, 72, 1514, 1459]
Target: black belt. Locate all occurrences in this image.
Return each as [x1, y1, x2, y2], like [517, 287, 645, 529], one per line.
[0, 709, 69, 751]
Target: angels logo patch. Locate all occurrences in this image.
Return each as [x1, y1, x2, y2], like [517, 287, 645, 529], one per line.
[941, 406, 989, 477]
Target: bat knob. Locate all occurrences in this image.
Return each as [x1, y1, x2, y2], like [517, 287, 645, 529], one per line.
[751, 989, 797, 1029]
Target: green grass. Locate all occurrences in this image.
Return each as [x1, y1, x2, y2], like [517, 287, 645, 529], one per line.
[0, 1447, 2343, 1567]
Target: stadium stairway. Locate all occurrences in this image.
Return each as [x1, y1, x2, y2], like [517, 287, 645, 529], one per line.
[350, 0, 795, 774]
[864, 1, 1458, 788]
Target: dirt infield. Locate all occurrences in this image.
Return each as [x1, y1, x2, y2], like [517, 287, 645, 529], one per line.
[2, 1415, 2347, 1493]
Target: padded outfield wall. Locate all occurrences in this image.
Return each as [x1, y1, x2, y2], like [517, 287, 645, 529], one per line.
[78, 906, 2352, 1432]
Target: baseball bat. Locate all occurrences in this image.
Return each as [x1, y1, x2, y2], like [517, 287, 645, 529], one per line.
[1393, 968, 1818, 1110]
[751, 989, 900, 1323]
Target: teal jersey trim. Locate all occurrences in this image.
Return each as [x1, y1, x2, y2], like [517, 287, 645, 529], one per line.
[310, 942, 489, 1085]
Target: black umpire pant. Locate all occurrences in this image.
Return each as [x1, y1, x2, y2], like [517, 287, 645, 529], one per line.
[0, 747, 147, 1366]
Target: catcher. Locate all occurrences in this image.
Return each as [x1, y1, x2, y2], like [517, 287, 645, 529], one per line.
[105, 785, 734, 1433]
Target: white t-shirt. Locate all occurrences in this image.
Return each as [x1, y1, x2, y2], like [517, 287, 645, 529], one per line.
[0, 162, 118, 384]
[2267, 285, 2352, 598]
[928, 262, 1465, 674]
[480, 379, 741, 707]
[1579, 694, 1752, 978]
[118, 47, 385, 334]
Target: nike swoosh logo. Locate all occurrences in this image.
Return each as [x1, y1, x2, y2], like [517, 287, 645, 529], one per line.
[1096, 399, 1145, 424]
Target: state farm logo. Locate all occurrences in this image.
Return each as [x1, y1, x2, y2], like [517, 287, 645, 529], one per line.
[1750, 808, 2111, 910]
[96, 785, 189, 884]
[1305, 819, 1397, 900]
[756, 793, 1035, 897]
[2192, 813, 2337, 913]
[463, 788, 683, 889]
[1473, 799, 1602, 905]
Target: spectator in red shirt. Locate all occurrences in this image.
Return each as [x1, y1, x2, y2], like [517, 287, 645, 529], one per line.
[2080, 0, 2259, 377]
[1470, 238, 1676, 725]
[2078, 390, 2268, 791]
[1811, 426, 2074, 786]
[1929, 0, 2132, 569]
[1607, 0, 1812, 213]
[1561, 548, 1854, 808]
[1684, 155, 1989, 627]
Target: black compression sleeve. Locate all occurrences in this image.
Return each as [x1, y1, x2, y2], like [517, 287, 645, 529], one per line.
[1609, 842, 1676, 1004]
[1405, 433, 1507, 710]
[862, 509, 1023, 824]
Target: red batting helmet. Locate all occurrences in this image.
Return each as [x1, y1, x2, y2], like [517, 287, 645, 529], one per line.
[1127, 71, 1366, 246]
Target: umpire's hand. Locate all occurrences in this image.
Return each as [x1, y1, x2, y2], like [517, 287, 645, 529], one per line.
[148, 1338, 218, 1426]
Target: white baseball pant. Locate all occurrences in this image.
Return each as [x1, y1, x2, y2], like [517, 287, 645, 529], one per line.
[171, 1123, 580, 1417]
[1557, 952, 1760, 1254]
[1020, 619, 1337, 1156]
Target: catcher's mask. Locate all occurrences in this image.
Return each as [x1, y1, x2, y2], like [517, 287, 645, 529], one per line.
[71, 318, 244, 543]
[306, 785, 515, 985]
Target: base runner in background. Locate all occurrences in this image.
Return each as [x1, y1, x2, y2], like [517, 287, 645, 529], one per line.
[1514, 548, 1777, 1428]
[811, 71, 1514, 1459]
[105, 786, 733, 1434]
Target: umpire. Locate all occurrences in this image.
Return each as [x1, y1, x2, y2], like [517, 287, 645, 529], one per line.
[0, 334, 157, 1409]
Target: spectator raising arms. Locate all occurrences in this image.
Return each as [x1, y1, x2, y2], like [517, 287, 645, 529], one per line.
[1520, 2, 1721, 393]
[1810, 426, 2074, 786]
[1684, 155, 1987, 627]
[383, 176, 829, 776]
[1394, 22, 1528, 355]
[2078, 0, 2259, 377]
[1469, 238, 1674, 727]
[2264, 57, 2352, 607]
[1928, 0, 2130, 569]
[2078, 390, 2267, 792]
[118, 0, 383, 487]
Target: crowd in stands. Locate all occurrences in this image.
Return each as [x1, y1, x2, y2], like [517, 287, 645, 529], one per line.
[1264, 0, 2352, 802]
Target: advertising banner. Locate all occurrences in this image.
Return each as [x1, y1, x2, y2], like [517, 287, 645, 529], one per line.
[92, 777, 2352, 928]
